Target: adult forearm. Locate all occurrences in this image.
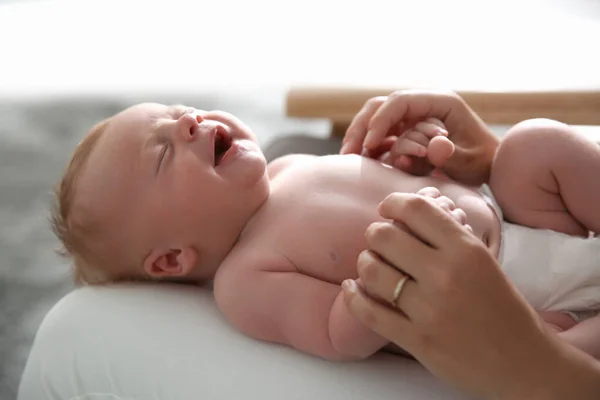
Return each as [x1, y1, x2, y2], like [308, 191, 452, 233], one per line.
[560, 356, 600, 400]
[558, 315, 600, 360]
[501, 339, 600, 400]
[547, 345, 600, 400]
[481, 134, 501, 185]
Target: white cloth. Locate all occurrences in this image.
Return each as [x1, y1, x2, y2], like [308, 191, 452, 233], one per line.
[18, 284, 468, 400]
[481, 185, 600, 318]
[500, 222, 600, 317]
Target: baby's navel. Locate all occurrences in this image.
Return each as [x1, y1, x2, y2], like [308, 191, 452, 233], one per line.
[329, 251, 340, 264]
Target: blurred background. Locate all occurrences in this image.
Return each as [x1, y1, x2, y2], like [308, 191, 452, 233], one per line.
[0, 0, 598, 398]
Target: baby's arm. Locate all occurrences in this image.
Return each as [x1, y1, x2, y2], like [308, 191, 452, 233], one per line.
[557, 314, 600, 360]
[214, 255, 389, 361]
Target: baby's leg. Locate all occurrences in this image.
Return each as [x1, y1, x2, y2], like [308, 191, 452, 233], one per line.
[539, 310, 578, 333]
[490, 119, 600, 235]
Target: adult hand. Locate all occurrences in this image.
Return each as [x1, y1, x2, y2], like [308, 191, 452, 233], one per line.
[340, 90, 500, 186]
[371, 118, 456, 176]
[341, 192, 600, 399]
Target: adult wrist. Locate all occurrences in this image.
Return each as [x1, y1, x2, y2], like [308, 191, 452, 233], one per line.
[481, 133, 501, 185]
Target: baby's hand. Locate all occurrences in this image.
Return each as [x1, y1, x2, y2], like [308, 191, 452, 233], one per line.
[416, 186, 472, 233]
[390, 118, 455, 176]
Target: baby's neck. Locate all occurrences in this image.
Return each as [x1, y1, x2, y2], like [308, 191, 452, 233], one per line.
[234, 190, 271, 247]
[190, 191, 272, 283]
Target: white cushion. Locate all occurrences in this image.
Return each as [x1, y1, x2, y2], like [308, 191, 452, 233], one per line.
[18, 283, 467, 400]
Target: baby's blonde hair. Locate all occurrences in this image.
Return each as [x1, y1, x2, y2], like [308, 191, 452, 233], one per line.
[51, 117, 125, 285]
[52, 111, 200, 287]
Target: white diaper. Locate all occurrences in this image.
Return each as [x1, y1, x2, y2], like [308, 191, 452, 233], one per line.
[480, 185, 600, 322]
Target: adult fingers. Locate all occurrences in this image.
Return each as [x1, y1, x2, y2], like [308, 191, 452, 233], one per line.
[341, 279, 416, 349]
[435, 196, 456, 212]
[341, 96, 387, 155]
[356, 250, 423, 319]
[364, 219, 436, 281]
[416, 186, 441, 198]
[377, 193, 470, 251]
[450, 208, 468, 225]
[365, 136, 398, 160]
[364, 90, 461, 150]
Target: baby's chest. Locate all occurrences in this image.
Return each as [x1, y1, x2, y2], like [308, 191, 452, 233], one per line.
[263, 192, 384, 283]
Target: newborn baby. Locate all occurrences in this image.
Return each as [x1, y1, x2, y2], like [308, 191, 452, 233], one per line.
[52, 103, 600, 361]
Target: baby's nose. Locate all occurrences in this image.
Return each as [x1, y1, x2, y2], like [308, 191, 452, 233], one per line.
[176, 113, 204, 141]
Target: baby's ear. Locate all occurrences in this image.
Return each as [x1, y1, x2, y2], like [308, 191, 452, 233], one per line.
[143, 247, 198, 278]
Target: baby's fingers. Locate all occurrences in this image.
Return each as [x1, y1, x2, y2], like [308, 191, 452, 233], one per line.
[393, 130, 429, 157]
[414, 118, 448, 138]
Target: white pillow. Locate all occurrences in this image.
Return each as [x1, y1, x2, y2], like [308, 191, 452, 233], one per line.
[18, 283, 467, 400]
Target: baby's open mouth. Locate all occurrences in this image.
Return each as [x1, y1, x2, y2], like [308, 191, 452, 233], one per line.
[214, 126, 233, 166]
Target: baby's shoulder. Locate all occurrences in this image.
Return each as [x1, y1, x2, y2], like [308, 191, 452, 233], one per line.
[267, 154, 317, 179]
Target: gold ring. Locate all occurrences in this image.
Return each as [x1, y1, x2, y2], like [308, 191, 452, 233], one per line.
[392, 274, 410, 307]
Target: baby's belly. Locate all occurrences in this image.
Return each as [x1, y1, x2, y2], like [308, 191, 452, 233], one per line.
[269, 156, 501, 283]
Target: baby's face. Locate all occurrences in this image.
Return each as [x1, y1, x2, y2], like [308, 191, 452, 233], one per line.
[77, 103, 270, 280]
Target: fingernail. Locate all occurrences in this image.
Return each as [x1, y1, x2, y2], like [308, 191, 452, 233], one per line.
[342, 279, 357, 293]
[361, 147, 370, 157]
[438, 128, 448, 136]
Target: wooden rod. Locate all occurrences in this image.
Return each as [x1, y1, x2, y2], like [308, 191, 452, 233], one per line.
[286, 86, 600, 127]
